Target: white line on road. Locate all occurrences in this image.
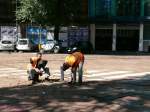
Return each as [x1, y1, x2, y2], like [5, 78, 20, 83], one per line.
[86, 72, 150, 81]
[0, 67, 150, 82]
[84, 71, 132, 77]
[0, 68, 18, 70]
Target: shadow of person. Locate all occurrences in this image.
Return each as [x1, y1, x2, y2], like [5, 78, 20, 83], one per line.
[43, 78, 60, 83]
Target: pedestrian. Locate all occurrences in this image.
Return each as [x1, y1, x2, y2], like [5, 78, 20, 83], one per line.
[60, 51, 84, 84]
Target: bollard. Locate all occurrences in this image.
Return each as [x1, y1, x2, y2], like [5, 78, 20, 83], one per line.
[60, 66, 64, 81]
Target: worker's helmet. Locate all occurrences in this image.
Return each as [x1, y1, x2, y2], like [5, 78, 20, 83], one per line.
[72, 47, 78, 52]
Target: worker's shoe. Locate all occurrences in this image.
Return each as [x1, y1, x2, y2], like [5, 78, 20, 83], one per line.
[31, 81, 37, 85]
[45, 77, 50, 81]
[28, 76, 33, 81]
[68, 81, 76, 84]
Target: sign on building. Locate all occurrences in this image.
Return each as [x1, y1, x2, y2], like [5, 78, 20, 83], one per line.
[68, 27, 89, 46]
[27, 26, 47, 45]
[0, 26, 17, 42]
[59, 27, 68, 47]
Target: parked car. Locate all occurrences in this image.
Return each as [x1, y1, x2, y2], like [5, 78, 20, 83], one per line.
[67, 41, 94, 54]
[0, 40, 15, 51]
[40, 40, 60, 53]
[16, 38, 31, 51]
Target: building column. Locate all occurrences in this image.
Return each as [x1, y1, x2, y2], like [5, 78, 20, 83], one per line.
[139, 23, 144, 52]
[112, 24, 117, 51]
[90, 24, 95, 50]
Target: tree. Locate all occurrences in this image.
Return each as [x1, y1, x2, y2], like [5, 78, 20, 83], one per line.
[16, 0, 83, 40]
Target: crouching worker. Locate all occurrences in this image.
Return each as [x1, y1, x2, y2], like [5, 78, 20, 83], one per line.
[60, 51, 84, 84]
[37, 59, 50, 80]
[27, 53, 50, 84]
[27, 59, 42, 84]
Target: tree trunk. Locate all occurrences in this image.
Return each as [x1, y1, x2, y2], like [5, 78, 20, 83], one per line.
[54, 25, 59, 41]
[20, 23, 26, 38]
[54, 0, 62, 41]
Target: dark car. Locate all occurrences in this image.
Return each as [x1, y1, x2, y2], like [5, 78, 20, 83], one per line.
[67, 41, 94, 54]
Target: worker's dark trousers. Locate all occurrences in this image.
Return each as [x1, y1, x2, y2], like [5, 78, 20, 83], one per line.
[43, 67, 50, 78]
[27, 69, 39, 82]
[78, 61, 84, 83]
[60, 61, 84, 83]
[72, 61, 84, 83]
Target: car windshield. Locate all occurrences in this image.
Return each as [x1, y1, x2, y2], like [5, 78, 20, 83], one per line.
[18, 40, 28, 45]
[1, 41, 12, 44]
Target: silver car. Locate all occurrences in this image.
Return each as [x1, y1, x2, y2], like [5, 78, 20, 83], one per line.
[0, 40, 15, 51]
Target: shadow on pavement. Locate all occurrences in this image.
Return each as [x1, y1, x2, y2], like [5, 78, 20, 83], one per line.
[0, 75, 150, 112]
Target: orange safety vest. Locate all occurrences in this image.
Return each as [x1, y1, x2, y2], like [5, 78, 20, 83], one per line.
[30, 57, 40, 68]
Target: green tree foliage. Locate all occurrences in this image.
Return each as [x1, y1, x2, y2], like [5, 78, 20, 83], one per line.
[16, 0, 82, 25]
[16, 0, 82, 39]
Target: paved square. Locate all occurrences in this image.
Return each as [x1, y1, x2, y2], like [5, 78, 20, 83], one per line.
[0, 52, 150, 112]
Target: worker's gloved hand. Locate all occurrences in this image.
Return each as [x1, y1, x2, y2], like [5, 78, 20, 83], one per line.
[62, 63, 70, 71]
[39, 71, 43, 76]
[40, 68, 45, 73]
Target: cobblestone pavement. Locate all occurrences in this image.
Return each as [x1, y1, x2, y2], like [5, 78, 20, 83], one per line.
[0, 52, 150, 112]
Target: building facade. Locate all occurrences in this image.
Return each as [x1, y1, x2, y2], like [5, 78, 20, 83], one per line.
[89, 0, 150, 52]
[1, 0, 150, 52]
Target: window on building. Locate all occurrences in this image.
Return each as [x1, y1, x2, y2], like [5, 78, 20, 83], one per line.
[95, 0, 112, 17]
[116, 0, 140, 16]
[145, 1, 150, 16]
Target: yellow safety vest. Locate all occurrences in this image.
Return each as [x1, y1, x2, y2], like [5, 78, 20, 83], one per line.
[65, 55, 76, 66]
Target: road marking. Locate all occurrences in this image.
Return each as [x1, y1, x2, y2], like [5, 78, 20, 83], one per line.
[0, 68, 18, 70]
[84, 71, 132, 78]
[84, 69, 108, 74]
[0, 67, 150, 81]
[0, 73, 26, 77]
[105, 72, 150, 80]
[86, 72, 150, 81]
[0, 69, 26, 73]
[0, 67, 26, 77]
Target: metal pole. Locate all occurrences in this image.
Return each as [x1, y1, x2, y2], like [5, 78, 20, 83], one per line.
[16, 0, 18, 42]
[112, 24, 117, 51]
[39, 24, 42, 52]
[139, 23, 144, 52]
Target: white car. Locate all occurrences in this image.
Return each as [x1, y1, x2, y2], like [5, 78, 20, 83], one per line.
[0, 40, 15, 51]
[16, 39, 31, 51]
[41, 40, 60, 53]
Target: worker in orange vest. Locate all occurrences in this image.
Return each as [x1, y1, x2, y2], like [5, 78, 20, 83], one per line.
[60, 51, 84, 84]
[27, 53, 50, 84]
